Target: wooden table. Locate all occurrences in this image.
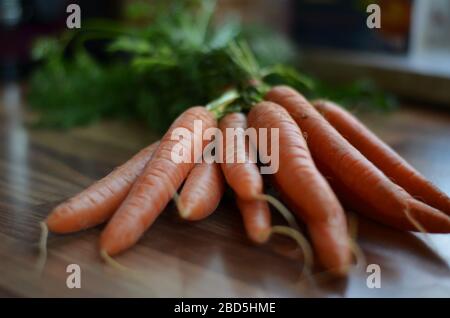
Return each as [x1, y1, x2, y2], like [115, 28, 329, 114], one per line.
[1, 83, 449, 297]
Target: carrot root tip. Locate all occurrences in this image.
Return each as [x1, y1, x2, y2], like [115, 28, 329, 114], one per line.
[100, 249, 134, 273]
[403, 207, 440, 252]
[348, 239, 367, 270]
[404, 207, 428, 234]
[36, 221, 49, 274]
[270, 225, 314, 278]
[257, 229, 272, 244]
[179, 209, 191, 219]
[172, 191, 191, 219]
[255, 194, 300, 230]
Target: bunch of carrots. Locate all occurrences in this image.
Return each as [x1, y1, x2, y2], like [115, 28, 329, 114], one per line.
[43, 85, 450, 276]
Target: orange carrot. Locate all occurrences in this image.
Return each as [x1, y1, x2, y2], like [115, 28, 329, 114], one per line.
[248, 101, 351, 274]
[236, 197, 272, 244]
[316, 158, 441, 233]
[100, 107, 216, 256]
[312, 99, 450, 215]
[46, 141, 159, 233]
[266, 86, 450, 233]
[178, 162, 225, 221]
[269, 175, 305, 222]
[219, 112, 273, 243]
[219, 112, 262, 200]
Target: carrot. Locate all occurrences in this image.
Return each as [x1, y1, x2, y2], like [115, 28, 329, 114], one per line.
[236, 197, 271, 244]
[219, 112, 262, 200]
[248, 101, 351, 275]
[316, 158, 438, 233]
[270, 178, 366, 274]
[178, 162, 225, 221]
[218, 112, 275, 244]
[269, 176, 304, 223]
[100, 107, 216, 256]
[266, 86, 450, 233]
[312, 99, 450, 215]
[46, 141, 160, 233]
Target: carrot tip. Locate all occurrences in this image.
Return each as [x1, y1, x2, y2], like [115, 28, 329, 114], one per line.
[404, 207, 428, 234]
[36, 221, 49, 274]
[172, 191, 191, 219]
[255, 194, 300, 230]
[257, 229, 271, 244]
[179, 209, 191, 219]
[403, 207, 439, 251]
[348, 239, 366, 270]
[100, 249, 133, 273]
[270, 225, 314, 278]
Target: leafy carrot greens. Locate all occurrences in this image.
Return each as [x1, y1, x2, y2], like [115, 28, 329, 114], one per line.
[28, 0, 394, 133]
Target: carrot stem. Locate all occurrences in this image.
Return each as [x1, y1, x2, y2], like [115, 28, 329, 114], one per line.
[206, 89, 240, 119]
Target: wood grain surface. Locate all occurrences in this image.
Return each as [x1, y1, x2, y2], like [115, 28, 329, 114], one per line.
[0, 83, 449, 297]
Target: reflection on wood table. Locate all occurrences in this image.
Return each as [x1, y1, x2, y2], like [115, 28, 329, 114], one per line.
[0, 83, 449, 297]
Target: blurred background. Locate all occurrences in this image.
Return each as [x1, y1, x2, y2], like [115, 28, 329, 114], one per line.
[1, 0, 450, 105]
